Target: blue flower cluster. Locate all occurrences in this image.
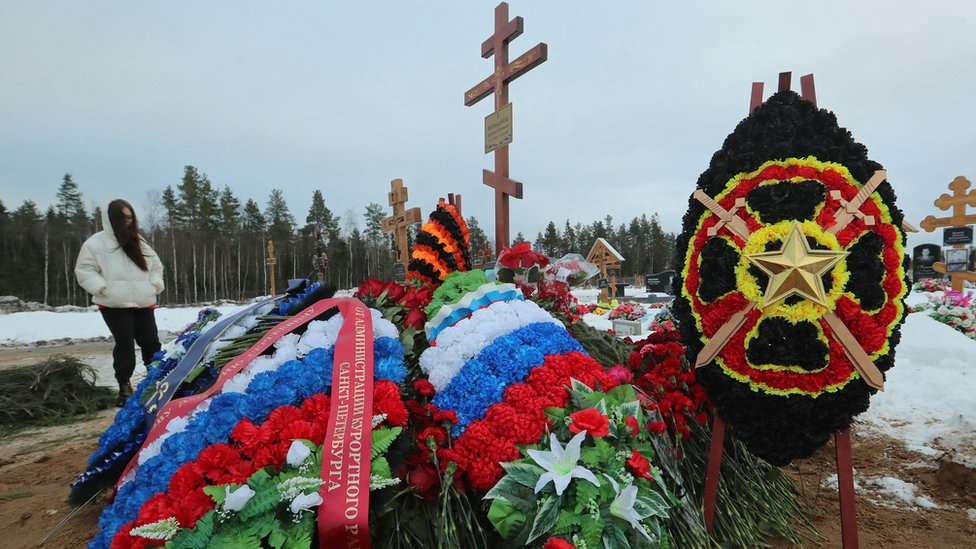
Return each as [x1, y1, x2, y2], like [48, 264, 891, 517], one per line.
[432, 322, 583, 437]
[72, 310, 220, 497]
[90, 336, 405, 549]
[276, 281, 321, 315]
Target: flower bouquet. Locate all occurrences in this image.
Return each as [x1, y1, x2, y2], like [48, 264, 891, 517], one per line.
[608, 303, 647, 322]
[485, 381, 675, 548]
[545, 253, 599, 287]
[496, 243, 550, 286]
[926, 290, 976, 339]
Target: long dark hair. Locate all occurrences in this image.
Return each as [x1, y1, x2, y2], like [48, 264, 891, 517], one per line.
[107, 199, 149, 271]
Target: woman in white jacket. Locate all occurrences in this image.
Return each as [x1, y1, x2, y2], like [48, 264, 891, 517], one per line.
[75, 199, 164, 404]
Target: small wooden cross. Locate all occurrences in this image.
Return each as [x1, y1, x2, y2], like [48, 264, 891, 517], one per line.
[921, 176, 976, 291]
[381, 178, 423, 268]
[266, 240, 277, 295]
[465, 1, 547, 252]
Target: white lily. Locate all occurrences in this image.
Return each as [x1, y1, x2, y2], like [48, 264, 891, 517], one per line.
[527, 431, 600, 496]
[223, 484, 256, 512]
[286, 440, 312, 467]
[605, 475, 652, 541]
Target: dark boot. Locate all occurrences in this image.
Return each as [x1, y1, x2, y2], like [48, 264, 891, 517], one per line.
[116, 381, 133, 407]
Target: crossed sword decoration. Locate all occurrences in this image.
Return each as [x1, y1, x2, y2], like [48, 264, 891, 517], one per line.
[692, 170, 888, 391]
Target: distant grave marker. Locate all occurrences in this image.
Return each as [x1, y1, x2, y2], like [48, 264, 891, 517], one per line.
[266, 240, 277, 295]
[381, 179, 422, 283]
[920, 176, 976, 291]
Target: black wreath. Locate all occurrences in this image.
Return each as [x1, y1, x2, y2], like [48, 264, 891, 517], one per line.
[672, 91, 909, 465]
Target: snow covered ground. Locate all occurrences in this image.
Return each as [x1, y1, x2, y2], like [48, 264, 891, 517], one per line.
[0, 288, 973, 513]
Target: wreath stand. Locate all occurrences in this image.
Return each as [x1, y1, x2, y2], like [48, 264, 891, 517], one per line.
[702, 414, 860, 548]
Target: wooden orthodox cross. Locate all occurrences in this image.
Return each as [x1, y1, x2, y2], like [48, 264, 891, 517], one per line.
[266, 240, 277, 295]
[920, 176, 976, 291]
[440, 193, 463, 217]
[381, 179, 423, 280]
[465, 2, 547, 252]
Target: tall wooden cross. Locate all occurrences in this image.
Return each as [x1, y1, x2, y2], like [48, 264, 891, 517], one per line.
[381, 178, 423, 274]
[921, 176, 976, 291]
[440, 193, 462, 217]
[465, 1, 547, 252]
[266, 240, 277, 295]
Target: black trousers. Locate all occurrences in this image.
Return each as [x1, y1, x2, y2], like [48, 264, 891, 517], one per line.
[99, 307, 162, 386]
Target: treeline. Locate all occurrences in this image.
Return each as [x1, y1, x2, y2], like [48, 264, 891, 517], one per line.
[527, 215, 677, 278]
[0, 167, 675, 306]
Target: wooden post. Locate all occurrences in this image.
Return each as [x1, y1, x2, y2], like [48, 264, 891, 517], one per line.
[750, 71, 817, 112]
[381, 179, 423, 280]
[835, 428, 860, 549]
[920, 176, 976, 292]
[465, 2, 547, 251]
[703, 415, 727, 534]
[266, 240, 277, 295]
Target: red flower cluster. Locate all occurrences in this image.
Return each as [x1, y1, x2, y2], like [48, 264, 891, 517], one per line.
[112, 381, 407, 548]
[626, 329, 709, 440]
[442, 352, 616, 490]
[398, 387, 458, 500]
[625, 449, 653, 480]
[531, 279, 581, 322]
[497, 242, 550, 270]
[356, 278, 433, 330]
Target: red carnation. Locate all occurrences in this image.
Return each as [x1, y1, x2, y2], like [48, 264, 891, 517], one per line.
[543, 538, 577, 549]
[568, 408, 610, 438]
[647, 421, 667, 434]
[413, 379, 436, 397]
[625, 416, 640, 436]
[626, 449, 653, 480]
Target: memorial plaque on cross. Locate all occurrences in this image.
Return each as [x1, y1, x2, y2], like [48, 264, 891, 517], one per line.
[920, 176, 976, 291]
[465, 1, 547, 251]
[381, 178, 422, 281]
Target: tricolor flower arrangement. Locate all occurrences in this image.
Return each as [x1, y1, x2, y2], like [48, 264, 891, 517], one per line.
[88, 306, 407, 549]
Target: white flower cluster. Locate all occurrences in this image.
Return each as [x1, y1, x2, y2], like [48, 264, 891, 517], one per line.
[419, 299, 561, 390]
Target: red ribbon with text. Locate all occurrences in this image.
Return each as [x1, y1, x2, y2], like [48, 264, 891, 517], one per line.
[317, 299, 373, 548]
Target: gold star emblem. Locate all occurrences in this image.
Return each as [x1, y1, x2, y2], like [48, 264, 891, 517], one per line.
[746, 222, 848, 308]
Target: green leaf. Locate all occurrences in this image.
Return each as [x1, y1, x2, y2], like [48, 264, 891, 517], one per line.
[165, 511, 214, 549]
[545, 406, 567, 424]
[618, 400, 641, 422]
[527, 494, 561, 543]
[570, 378, 594, 394]
[280, 514, 314, 549]
[213, 527, 261, 549]
[574, 481, 601, 513]
[603, 520, 631, 549]
[607, 384, 638, 405]
[581, 514, 605, 547]
[594, 398, 609, 415]
[499, 462, 545, 489]
[484, 474, 522, 501]
[554, 509, 583, 534]
[371, 426, 401, 459]
[487, 498, 528, 539]
[635, 490, 670, 519]
[240, 481, 283, 520]
[202, 484, 229, 505]
[371, 456, 392, 479]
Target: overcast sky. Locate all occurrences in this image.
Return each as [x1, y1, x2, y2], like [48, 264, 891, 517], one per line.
[2, 1, 974, 252]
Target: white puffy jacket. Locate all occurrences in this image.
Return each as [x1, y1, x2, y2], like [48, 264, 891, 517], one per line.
[75, 214, 164, 308]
